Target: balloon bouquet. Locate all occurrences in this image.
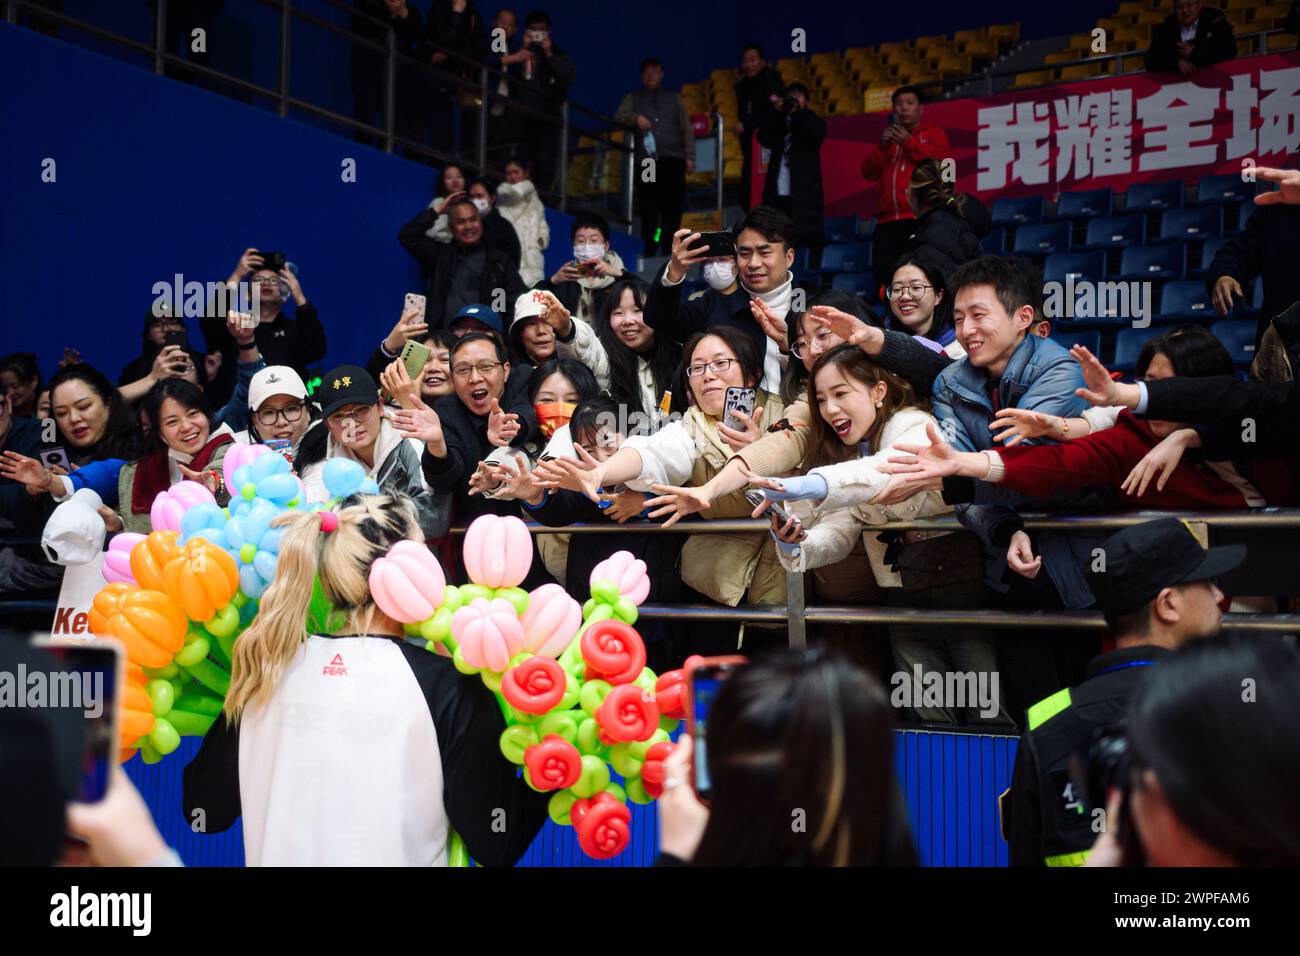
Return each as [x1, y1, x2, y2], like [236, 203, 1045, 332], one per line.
[368, 513, 687, 861]
[89, 444, 685, 861]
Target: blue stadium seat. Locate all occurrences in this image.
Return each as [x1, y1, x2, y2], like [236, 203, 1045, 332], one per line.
[1211, 319, 1258, 367]
[1043, 251, 1105, 284]
[1125, 180, 1183, 212]
[1194, 174, 1256, 206]
[1082, 215, 1145, 249]
[823, 214, 859, 244]
[814, 242, 870, 275]
[856, 218, 876, 239]
[831, 270, 877, 296]
[1236, 202, 1256, 232]
[1118, 243, 1185, 280]
[1154, 206, 1222, 244]
[793, 247, 817, 275]
[1052, 188, 1112, 220]
[1158, 279, 1214, 321]
[991, 195, 1045, 225]
[1198, 236, 1227, 275]
[1012, 221, 1071, 256]
[1050, 329, 1101, 356]
[1114, 327, 1163, 370]
[980, 227, 1005, 254]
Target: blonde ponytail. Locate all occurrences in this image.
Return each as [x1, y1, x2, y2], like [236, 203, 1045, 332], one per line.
[225, 494, 422, 722]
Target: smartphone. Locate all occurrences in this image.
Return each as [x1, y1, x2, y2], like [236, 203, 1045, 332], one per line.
[693, 231, 736, 259]
[573, 259, 598, 277]
[163, 329, 189, 351]
[40, 446, 70, 472]
[34, 639, 123, 803]
[264, 438, 295, 465]
[685, 656, 747, 804]
[400, 339, 432, 381]
[404, 292, 427, 321]
[744, 488, 796, 529]
[722, 386, 756, 432]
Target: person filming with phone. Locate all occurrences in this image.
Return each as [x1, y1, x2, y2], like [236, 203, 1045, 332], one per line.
[656, 651, 917, 866]
[202, 247, 326, 398]
[757, 82, 826, 250]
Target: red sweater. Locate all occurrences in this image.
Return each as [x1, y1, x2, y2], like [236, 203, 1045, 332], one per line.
[996, 411, 1285, 508]
[859, 122, 950, 223]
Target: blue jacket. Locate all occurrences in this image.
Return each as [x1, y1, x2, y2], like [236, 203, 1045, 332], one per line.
[66, 459, 127, 507]
[932, 334, 1097, 608]
[211, 358, 265, 435]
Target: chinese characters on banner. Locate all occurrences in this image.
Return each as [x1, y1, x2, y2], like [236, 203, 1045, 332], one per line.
[791, 52, 1300, 217]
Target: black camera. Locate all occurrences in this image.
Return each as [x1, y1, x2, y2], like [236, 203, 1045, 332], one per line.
[258, 250, 286, 273]
[1069, 722, 1146, 866]
[783, 94, 800, 112]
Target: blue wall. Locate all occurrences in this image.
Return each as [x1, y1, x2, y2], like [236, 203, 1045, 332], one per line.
[0, 21, 636, 383]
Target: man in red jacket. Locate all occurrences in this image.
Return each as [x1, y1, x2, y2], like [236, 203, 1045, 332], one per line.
[860, 86, 950, 289]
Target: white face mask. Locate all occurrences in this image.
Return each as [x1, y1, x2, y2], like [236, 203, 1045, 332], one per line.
[573, 243, 605, 261]
[703, 260, 737, 290]
[471, 197, 492, 215]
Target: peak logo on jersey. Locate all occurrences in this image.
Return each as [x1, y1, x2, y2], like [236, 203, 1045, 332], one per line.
[322, 653, 348, 676]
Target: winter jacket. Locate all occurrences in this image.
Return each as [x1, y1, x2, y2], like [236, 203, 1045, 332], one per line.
[116, 436, 233, 535]
[495, 180, 550, 287]
[859, 122, 950, 224]
[903, 204, 983, 274]
[201, 302, 327, 388]
[758, 106, 827, 247]
[534, 249, 627, 325]
[615, 88, 696, 163]
[732, 398, 814, 478]
[398, 206, 527, 330]
[1146, 6, 1236, 73]
[623, 395, 786, 607]
[772, 408, 952, 587]
[298, 417, 451, 540]
[1251, 299, 1300, 383]
[554, 312, 611, 389]
[1205, 204, 1300, 344]
[427, 207, 523, 274]
[734, 67, 784, 146]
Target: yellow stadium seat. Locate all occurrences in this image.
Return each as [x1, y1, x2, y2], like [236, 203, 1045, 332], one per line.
[1059, 62, 1103, 81]
[1113, 25, 1150, 45]
[809, 51, 841, 66]
[1133, 9, 1166, 26]
[1269, 32, 1298, 50]
[1066, 33, 1094, 52]
[1237, 36, 1259, 55]
[878, 40, 912, 57]
[934, 54, 972, 76]
[953, 28, 987, 46]
[1226, 9, 1250, 27]
[961, 36, 998, 59]
[986, 22, 1021, 47]
[1045, 51, 1076, 65]
[1115, 1, 1146, 19]
[1254, 3, 1293, 25]
[1012, 70, 1052, 89]
[1116, 53, 1146, 74]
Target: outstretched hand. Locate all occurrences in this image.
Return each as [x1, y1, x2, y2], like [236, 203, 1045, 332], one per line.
[487, 397, 521, 447]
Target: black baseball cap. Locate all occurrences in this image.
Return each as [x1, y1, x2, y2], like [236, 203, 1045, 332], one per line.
[319, 365, 379, 418]
[1087, 518, 1245, 615]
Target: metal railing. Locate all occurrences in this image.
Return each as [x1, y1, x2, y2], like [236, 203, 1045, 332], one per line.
[449, 508, 1300, 649]
[4, 0, 643, 226]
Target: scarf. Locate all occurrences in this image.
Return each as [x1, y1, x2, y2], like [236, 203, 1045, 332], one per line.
[131, 433, 233, 514]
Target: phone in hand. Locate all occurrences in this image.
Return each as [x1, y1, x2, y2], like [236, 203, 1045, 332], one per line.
[33, 639, 123, 803]
[163, 329, 189, 352]
[400, 339, 432, 382]
[685, 656, 747, 805]
[404, 292, 427, 321]
[722, 386, 757, 432]
[744, 488, 796, 529]
[692, 231, 736, 260]
[573, 259, 598, 278]
[40, 446, 70, 472]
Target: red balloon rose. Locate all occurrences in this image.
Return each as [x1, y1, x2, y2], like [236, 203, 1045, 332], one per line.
[501, 656, 567, 715]
[580, 619, 646, 685]
[523, 734, 582, 791]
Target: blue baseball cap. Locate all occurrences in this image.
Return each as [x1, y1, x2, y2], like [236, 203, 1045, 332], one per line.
[451, 303, 503, 334]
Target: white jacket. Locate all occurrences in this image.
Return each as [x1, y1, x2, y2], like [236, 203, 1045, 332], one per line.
[775, 407, 952, 587]
[495, 180, 549, 287]
[557, 317, 611, 390]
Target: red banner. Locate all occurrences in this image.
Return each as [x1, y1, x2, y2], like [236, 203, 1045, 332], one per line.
[753, 52, 1300, 219]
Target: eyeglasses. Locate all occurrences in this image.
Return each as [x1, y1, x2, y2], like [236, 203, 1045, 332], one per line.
[255, 403, 306, 427]
[685, 358, 736, 378]
[791, 327, 835, 359]
[451, 361, 504, 378]
[886, 282, 933, 301]
[328, 405, 375, 425]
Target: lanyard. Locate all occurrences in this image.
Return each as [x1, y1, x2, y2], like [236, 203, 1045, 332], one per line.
[1094, 659, 1155, 677]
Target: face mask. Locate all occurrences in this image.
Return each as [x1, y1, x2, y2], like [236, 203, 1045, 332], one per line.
[534, 401, 577, 438]
[573, 243, 605, 262]
[703, 260, 737, 290]
[471, 197, 491, 215]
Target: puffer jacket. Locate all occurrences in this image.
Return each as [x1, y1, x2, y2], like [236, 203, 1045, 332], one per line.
[623, 393, 786, 606]
[773, 407, 951, 587]
[299, 417, 451, 540]
[495, 180, 549, 287]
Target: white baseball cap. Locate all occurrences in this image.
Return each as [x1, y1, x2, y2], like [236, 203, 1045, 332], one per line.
[248, 366, 308, 411]
[41, 488, 106, 566]
[513, 289, 551, 324]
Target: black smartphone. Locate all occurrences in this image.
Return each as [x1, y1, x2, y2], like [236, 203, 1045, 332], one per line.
[692, 231, 736, 259]
[259, 250, 286, 273]
[163, 329, 189, 352]
[40, 446, 70, 472]
[722, 385, 756, 432]
[686, 657, 747, 805]
[34, 640, 123, 803]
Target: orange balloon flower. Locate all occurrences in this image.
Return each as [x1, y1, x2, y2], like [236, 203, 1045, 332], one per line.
[130, 531, 180, 592]
[162, 538, 239, 622]
[95, 589, 188, 669]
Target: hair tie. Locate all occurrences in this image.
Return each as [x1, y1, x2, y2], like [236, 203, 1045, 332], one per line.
[319, 510, 339, 533]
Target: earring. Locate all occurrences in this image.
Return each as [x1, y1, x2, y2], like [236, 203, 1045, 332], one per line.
[875, 400, 883, 408]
